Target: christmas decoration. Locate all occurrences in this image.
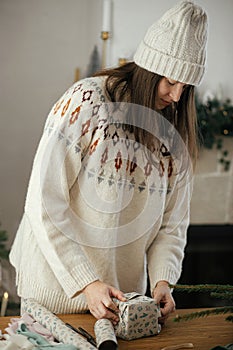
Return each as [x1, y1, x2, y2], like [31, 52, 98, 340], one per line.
[196, 95, 233, 171]
[170, 284, 233, 322]
[86, 46, 101, 77]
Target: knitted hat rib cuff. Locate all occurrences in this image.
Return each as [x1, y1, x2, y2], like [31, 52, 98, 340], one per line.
[134, 41, 206, 86]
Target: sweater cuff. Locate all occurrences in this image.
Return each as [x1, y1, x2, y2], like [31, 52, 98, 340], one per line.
[59, 262, 99, 298]
[150, 266, 180, 294]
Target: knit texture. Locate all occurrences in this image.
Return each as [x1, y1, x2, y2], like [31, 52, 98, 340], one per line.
[10, 76, 192, 314]
[134, 0, 208, 85]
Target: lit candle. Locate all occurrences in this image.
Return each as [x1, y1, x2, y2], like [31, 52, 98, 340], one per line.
[102, 0, 112, 32]
[0, 292, 8, 316]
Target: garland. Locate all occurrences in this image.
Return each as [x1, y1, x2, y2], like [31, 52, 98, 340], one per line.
[196, 95, 233, 171]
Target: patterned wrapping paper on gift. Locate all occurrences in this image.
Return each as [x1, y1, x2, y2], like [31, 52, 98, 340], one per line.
[114, 292, 161, 340]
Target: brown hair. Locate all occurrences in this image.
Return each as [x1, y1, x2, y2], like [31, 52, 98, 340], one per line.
[94, 62, 198, 164]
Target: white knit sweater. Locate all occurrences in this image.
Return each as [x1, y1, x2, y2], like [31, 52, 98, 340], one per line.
[10, 76, 192, 314]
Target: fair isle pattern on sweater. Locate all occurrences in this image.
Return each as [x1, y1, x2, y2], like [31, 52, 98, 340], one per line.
[41, 77, 177, 248]
[44, 78, 174, 195]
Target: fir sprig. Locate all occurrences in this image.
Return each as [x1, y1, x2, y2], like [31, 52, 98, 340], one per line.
[170, 284, 233, 293]
[174, 306, 233, 322]
[170, 284, 233, 323]
[210, 292, 233, 301]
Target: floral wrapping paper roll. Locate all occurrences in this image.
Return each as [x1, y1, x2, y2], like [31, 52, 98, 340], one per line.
[114, 292, 161, 340]
[22, 298, 96, 349]
[94, 319, 117, 349]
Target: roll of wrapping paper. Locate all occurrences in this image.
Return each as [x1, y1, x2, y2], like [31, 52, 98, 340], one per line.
[94, 319, 118, 349]
[22, 298, 96, 349]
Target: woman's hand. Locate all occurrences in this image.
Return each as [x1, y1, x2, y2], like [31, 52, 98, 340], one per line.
[83, 280, 126, 325]
[152, 280, 175, 324]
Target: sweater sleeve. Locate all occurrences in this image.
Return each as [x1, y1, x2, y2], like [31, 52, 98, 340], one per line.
[25, 79, 105, 298]
[147, 159, 193, 293]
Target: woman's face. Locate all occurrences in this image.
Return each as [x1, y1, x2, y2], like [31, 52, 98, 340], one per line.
[156, 77, 187, 110]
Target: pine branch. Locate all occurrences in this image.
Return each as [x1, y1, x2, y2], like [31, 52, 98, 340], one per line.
[171, 284, 233, 323]
[210, 291, 233, 301]
[173, 306, 233, 323]
[170, 284, 233, 294]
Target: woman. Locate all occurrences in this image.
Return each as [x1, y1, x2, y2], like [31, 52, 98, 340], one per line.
[10, 0, 208, 326]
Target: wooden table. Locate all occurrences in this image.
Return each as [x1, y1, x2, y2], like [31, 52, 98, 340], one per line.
[0, 309, 232, 349]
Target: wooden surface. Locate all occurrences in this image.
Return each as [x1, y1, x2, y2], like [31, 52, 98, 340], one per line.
[0, 309, 232, 349]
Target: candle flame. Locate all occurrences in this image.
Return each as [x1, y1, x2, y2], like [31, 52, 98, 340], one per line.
[3, 292, 8, 299]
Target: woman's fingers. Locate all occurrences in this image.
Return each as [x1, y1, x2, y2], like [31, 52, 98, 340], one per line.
[153, 281, 176, 322]
[89, 301, 120, 325]
[83, 280, 125, 324]
[161, 299, 176, 316]
[158, 314, 169, 325]
[109, 286, 127, 302]
[102, 297, 119, 313]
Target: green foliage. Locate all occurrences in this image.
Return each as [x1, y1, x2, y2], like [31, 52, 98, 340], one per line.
[196, 96, 233, 148]
[0, 224, 9, 259]
[196, 96, 233, 171]
[170, 284, 233, 323]
[171, 284, 233, 293]
[174, 306, 233, 322]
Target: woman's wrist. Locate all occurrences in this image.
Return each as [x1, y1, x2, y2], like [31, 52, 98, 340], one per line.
[152, 280, 170, 297]
[155, 280, 169, 287]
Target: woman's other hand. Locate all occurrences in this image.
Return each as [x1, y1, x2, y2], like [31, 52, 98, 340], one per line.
[152, 280, 175, 324]
[83, 280, 126, 325]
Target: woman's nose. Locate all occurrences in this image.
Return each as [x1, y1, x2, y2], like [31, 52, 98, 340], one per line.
[169, 85, 183, 102]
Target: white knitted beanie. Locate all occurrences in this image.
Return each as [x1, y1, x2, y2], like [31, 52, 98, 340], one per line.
[134, 0, 208, 86]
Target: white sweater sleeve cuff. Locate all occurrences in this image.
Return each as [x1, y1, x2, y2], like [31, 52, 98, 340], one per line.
[149, 266, 180, 294]
[59, 262, 99, 298]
